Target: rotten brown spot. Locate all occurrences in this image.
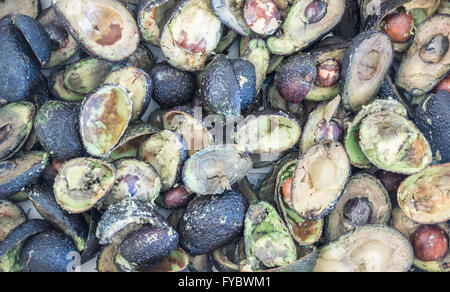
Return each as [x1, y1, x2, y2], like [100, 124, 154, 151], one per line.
[96, 23, 123, 46]
[175, 30, 207, 54]
[407, 137, 427, 167]
[291, 216, 318, 242]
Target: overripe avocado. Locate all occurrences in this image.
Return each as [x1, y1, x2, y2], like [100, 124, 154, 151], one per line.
[314, 225, 414, 272]
[415, 90, 450, 163]
[210, 0, 252, 36]
[179, 191, 247, 255]
[63, 57, 112, 94]
[48, 70, 85, 102]
[0, 200, 27, 242]
[34, 100, 84, 160]
[150, 62, 196, 109]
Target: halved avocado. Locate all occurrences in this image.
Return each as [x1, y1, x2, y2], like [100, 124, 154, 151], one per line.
[415, 90, 450, 163]
[126, 45, 155, 75]
[0, 200, 27, 242]
[115, 223, 179, 272]
[97, 244, 119, 272]
[234, 110, 301, 154]
[359, 111, 432, 174]
[291, 141, 350, 220]
[99, 159, 161, 210]
[201, 54, 256, 118]
[215, 27, 238, 53]
[300, 95, 341, 153]
[54, 158, 117, 214]
[325, 174, 391, 242]
[53, 0, 140, 62]
[182, 145, 252, 195]
[0, 0, 40, 19]
[0, 151, 49, 199]
[150, 62, 196, 109]
[0, 219, 53, 272]
[107, 122, 158, 161]
[0, 102, 35, 161]
[48, 70, 85, 102]
[179, 191, 247, 255]
[80, 84, 132, 158]
[37, 6, 79, 68]
[266, 80, 305, 123]
[395, 15, 450, 96]
[314, 225, 414, 272]
[138, 0, 178, 46]
[63, 57, 112, 95]
[240, 201, 297, 271]
[341, 30, 394, 111]
[241, 38, 270, 93]
[19, 229, 78, 272]
[398, 163, 450, 224]
[266, 0, 345, 55]
[140, 248, 190, 272]
[160, 0, 222, 71]
[211, 242, 241, 272]
[104, 66, 152, 121]
[28, 185, 89, 252]
[275, 160, 324, 245]
[138, 130, 187, 191]
[344, 99, 408, 169]
[163, 107, 215, 155]
[34, 100, 84, 161]
[210, 0, 252, 36]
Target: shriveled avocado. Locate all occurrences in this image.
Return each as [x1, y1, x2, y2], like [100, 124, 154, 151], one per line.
[182, 145, 252, 195]
[0, 151, 49, 199]
[63, 57, 112, 95]
[0, 0, 40, 19]
[267, 0, 345, 55]
[314, 225, 414, 272]
[0, 102, 35, 161]
[398, 163, 450, 224]
[54, 158, 116, 214]
[240, 201, 296, 271]
[80, 84, 132, 158]
[395, 15, 450, 95]
[291, 141, 350, 220]
[179, 191, 247, 255]
[34, 100, 84, 161]
[19, 230, 78, 272]
[0, 200, 27, 242]
[341, 30, 394, 111]
[358, 111, 432, 174]
[210, 0, 252, 36]
[150, 62, 196, 109]
[160, 0, 222, 71]
[138, 0, 178, 46]
[325, 174, 391, 242]
[28, 185, 89, 252]
[415, 91, 450, 163]
[53, 0, 140, 61]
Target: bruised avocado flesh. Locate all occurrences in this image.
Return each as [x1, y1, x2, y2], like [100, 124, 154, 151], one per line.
[341, 30, 394, 111]
[314, 225, 414, 272]
[291, 141, 350, 220]
[54, 158, 116, 213]
[358, 111, 432, 175]
[242, 201, 297, 271]
[395, 15, 450, 96]
[160, 0, 222, 71]
[325, 174, 391, 242]
[267, 0, 345, 55]
[398, 163, 450, 224]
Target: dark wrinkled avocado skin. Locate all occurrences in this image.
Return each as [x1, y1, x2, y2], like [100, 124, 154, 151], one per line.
[230, 59, 256, 115]
[118, 225, 179, 269]
[20, 230, 78, 272]
[0, 25, 40, 103]
[81, 209, 101, 264]
[28, 185, 88, 252]
[35, 100, 84, 160]
[179, 191, 247, 255]
[415, 91, 450, 163]
[151, 62, 196, 108]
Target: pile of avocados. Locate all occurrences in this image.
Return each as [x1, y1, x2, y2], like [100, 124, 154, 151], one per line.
[0, 0, 449, 272]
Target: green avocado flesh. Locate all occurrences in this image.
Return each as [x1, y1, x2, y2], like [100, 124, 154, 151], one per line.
[0, 244, 22, 272]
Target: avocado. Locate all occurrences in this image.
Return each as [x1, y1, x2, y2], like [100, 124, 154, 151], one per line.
[0, 151, 49, 199]
[415, 90, 450, 163]
[80, 209, 101, 264]
[210, 0, 252, 36]
[210, 242, 241, 272]
[314, 225, 414, 272]
[28, 185, 89, 252]
[182, 145, 252, 195]
[241, 38, 270, 93]
[97, 244, 119, 272]
[0, 200, 27, 242]
[126, 45, 155, 75]
[53, 0, 140, 61]
[0, 0, 41, 20]
[63, 57, 112, 95]
[179, 191, 247, 255]
[150, 62, 196, 109]
[48, 70, 85, 102]
[140, 248, 190, 272]
[20, 230, 78, 272]
[34, 100, 84, 161]
[215, 28, 238, 54]
[138, 0, 178, 46]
